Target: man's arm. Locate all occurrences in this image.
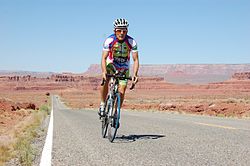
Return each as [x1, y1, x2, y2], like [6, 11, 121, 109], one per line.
[132, 51, 139, 83]
[101, 51, 109, 80]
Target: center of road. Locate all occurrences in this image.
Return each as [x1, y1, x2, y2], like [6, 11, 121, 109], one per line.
[192, 122, 237, 130]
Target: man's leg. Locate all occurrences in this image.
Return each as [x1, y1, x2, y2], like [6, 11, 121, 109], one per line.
[100, 79, 109, 103]
[101, 63, 113, 103]
[118, 84, 127, 107]
[99, 79, 109, 116]
[114, 84, 127, 128]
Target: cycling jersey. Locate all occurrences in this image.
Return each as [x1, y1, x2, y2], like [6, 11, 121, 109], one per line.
[103, 34, 138, 71]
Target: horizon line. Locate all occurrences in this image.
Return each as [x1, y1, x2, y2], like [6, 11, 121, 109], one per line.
[1, 63, 250, 73]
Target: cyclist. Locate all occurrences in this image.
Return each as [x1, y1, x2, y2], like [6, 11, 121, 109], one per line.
[99, 18, 139, 117]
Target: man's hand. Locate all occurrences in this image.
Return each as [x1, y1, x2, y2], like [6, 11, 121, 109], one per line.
[100, 72, 107, 86]
[132, 75, 138, 84]
[129, 75, 138, 90]
[102, 72, 107, 81]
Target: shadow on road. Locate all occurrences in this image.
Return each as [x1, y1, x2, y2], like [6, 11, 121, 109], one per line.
[115, 134, 165, 143]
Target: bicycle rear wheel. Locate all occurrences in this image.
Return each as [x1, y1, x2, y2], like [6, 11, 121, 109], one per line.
[108, 92, 121, 142]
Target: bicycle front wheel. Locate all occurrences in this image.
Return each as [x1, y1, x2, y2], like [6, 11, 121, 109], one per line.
[108, 92, 121, 143]
[101, 99, 109, 138]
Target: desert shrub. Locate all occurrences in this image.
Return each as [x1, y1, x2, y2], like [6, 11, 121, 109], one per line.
[39, 104, 50, 115]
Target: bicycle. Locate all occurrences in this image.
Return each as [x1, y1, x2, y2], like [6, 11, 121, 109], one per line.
[100, 72, 135, 142]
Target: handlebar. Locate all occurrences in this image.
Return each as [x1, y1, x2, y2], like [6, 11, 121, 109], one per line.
[100, 74, 136, 90]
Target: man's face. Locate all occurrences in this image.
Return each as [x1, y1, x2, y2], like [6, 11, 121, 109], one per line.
[114, 28, 128, 41]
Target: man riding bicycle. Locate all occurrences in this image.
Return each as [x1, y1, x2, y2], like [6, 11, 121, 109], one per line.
[99, 18, 139, 117]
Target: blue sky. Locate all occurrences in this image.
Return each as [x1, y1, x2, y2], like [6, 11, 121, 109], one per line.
[0, 0, 249, 73]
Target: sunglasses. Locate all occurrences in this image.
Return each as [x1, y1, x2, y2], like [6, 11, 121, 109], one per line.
[115, 29, 128, 33]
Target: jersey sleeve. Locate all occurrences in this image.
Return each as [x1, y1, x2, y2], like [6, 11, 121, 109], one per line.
[103, 37, 114, 51]
[128, 38, 138, 52]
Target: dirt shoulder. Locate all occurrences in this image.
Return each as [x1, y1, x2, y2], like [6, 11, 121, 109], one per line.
[0, 92, 50, 165]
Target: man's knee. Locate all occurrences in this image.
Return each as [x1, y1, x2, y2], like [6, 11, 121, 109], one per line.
[119, 85, 127, 95]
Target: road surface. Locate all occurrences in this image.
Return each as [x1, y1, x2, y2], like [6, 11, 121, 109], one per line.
[49, 96, 250, 166]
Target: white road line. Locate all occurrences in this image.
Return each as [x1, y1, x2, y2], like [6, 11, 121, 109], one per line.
[40, 98, 54, 166]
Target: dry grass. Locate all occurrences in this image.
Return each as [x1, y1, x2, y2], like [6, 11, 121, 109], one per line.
[14, 105, 50, 165]
[0, 104, 50, 165]
[0, 145, 13, 165]
[0, 91, 50, 164]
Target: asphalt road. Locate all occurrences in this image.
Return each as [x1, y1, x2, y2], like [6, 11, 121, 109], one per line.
[51, 96, 250, 166]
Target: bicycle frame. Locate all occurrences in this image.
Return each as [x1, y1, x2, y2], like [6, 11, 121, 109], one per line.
[107, 77, 118, 110]
[101, 72, 134, 142]
[107, 77, 121, 127]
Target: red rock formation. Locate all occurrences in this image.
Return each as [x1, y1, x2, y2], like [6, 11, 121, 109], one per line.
[232, 72, 250, 80]
[0, 98, 37, 112]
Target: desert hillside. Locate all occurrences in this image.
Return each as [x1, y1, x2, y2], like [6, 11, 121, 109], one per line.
[84, 64, 250, 84]
[1, 70, 250, 117]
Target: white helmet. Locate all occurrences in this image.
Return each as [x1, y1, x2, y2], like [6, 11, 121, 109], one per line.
[113, 18, 129, 29]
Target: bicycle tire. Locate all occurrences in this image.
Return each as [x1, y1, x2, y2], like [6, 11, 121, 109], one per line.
[101, 99, 109, 138]
[108, 92, 121, 142]
[101, 115, 108, 138]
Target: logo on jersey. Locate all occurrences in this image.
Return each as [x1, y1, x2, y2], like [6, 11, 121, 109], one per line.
[114, 56, 127, 64]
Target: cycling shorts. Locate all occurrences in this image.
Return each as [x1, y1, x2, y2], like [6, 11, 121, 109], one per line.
[106, 63, 129, 86]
